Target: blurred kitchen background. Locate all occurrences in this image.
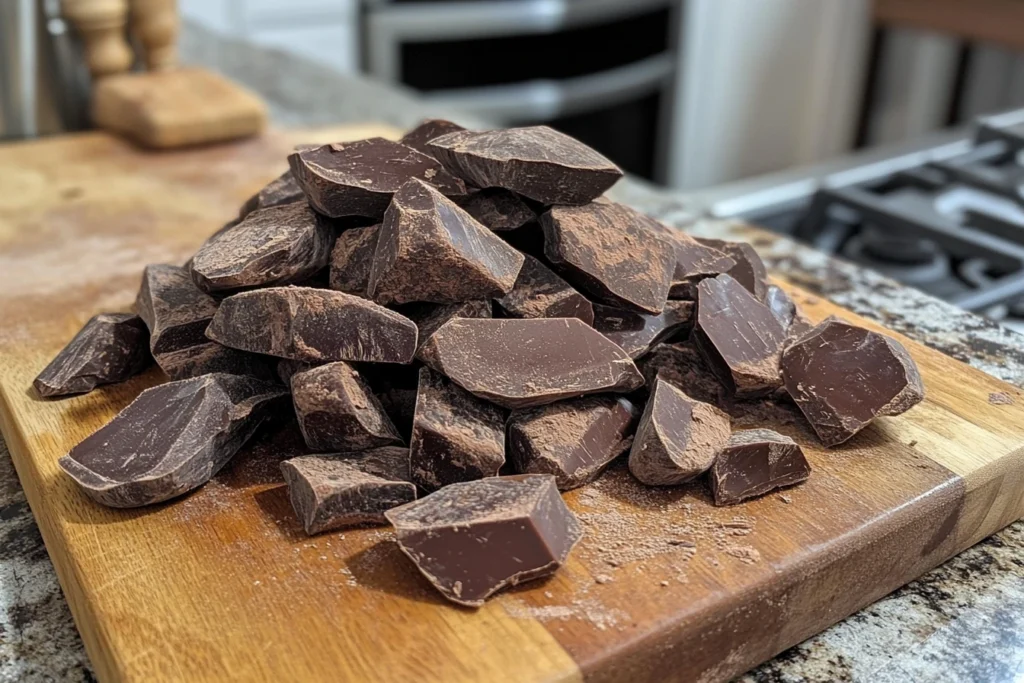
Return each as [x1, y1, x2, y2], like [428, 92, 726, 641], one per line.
[7, 0, 1024, 328]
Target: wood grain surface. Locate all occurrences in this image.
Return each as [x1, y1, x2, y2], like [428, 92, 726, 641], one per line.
[1, 126, 1024, 683]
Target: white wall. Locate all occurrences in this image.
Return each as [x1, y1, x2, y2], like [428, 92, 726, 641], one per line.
[667, 0, 871, 190]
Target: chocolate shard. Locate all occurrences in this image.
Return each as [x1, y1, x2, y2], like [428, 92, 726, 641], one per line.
[765, 284, 813, 339]
[34, 313, 151, 398]
[781, 318, 924, 446]
[367, 179, 524, 305]
[628, 377, 731, 486]
[508, 396, 638, 490]
[385, 474, 582, 607]
[288, 138, 467, 219]
[399, 119, 467, 157]
[541, 201, 674, 314]
[667, 233, 736, 300]
[281, 448, 417, 534]
[694, 274, 787, 397]
[637, 342, 724, 406]
[239, 169, 304, 219]
[709, 429, 810, 505]
[695, 238, 768, 301]
[136, 263, 219, 356]
[158, 341, 276, 382]
[495, 253, 595, 325]
[427, 126, 622, 205]
[401, 299, 492, 353]
[593, 300, 693, 359]
[457, 188, 536, 231]
[410, 367, 505, 491]
[190, 203, 335, 294]
[206, 286, 418, 364]
[418, 317, 644, 409]
[59, 374, 288, 507]
[291, 361, 403, 452]
[328, 224, 379, 296]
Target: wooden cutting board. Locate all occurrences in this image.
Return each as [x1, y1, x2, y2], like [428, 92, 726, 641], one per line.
[2, 125, 1024, 683]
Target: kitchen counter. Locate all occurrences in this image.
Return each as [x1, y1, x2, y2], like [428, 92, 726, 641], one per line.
[2, 22, 1023, 683]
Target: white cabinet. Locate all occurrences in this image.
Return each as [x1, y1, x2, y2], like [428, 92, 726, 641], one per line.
[179, 0, 358, 73]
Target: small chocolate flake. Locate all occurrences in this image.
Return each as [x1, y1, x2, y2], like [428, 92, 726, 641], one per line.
[328, 224, 379, 297]
[457, 188, 536, 231]
[593, 300, 692, 359]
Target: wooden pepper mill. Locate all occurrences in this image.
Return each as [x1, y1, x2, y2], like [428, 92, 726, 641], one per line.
[62, 0, 266, 148]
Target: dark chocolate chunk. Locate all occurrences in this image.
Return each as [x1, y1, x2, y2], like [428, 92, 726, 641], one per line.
[282, 448, 417, 534]
[190, 203, 335, 294]
[158, 341, 276, 382]
[593, 300, 692, 359]
[385, 474, 582, 606]
[694, 274, 787, 397]
[239, 170, 304, 219]
[628, 377, 731, 486]
[399, 119, 467, 157]
[34, 313, 151, 398]
[291, 361, 403, 452]
[667, 233, 736, 300]
[367, 179, 524, 305]
[696, 238, 768, 301]
[328, 224, 379, 296]
[541, 201, 674, 314]
[206, 286, 418, 364]
[418, 317, 644, 409]
[457, 188, 536, 231]
[508, 396, 638, 490]
[401, 299, 492, 352]
[637, 342, 724, 406]
[781, 318, 924, 446]
[410, 367, 505, 491]
[136, 263, 219, 356]
[709, 429, 810, 505]
[288, 138, 467, 219]
[765, 284, 813, 339]
[495, 253, 594, 325]
[427, 126, 621, 205]
[59, 374, 288, 507]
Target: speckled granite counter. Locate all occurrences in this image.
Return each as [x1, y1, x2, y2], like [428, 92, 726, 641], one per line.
[2, 22, 1023, 683]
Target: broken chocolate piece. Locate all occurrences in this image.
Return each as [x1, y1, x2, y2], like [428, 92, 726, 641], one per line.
[59, 374, 288, 507]
[418, 317, 644, 409]
[367, 179, 524, 305]
[206, 286, 418, 364]
[541, 201, 674, 314]
[282, 448, 416, 534]
[410, 367, 505, 491]
[628, 377, 731, 486]
[427, 126, 621, 205]
[291, 362, 403, 452]
[399, 119, 467, 157]
[765, 284, 813, 339]
[328, 225, 379, 296]
[668, 233, 736, 299]
[694, 274, 787, 397]
[696, 238, 768, 301]
[239, 169, 304, 219]
[401, 299, 492, 352]
[136, 263, 219, 356]
[637, 342, 724, 406]
[385, 474, 582, 606]
[288, 138, 467, 219]
[457, 188, 536, 231]
[158, 341, 276, 382]
[709, 429, 810, 505]
[508, 396, 638, 490]
[191, 203, 335, 293]
[781, 318, 924, 446]
[495, 253, 594, 325]
[593, 300, 692, 359]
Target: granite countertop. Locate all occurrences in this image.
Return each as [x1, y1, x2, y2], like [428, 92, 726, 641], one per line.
[3, 22, 1024, 683]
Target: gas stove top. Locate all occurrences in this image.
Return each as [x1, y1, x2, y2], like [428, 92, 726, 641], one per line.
[690, 109, 1024, 330]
